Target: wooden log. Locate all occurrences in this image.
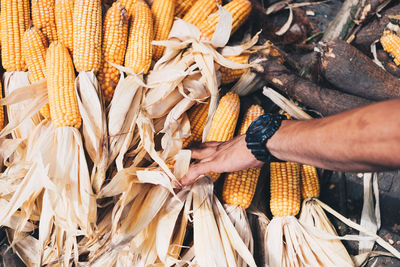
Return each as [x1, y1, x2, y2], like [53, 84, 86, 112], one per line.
[320, 40, 400, 101]
[250, 52, 372, 116]
[352, 3, 400, 55]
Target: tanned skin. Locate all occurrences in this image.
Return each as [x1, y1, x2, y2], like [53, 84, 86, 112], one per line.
[179, 99, 400, 186]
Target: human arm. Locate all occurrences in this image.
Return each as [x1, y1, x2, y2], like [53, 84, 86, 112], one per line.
[179, 99, 400, 186]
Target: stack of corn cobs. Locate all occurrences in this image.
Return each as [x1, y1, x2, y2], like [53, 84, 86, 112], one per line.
[0, 0, 395, 266]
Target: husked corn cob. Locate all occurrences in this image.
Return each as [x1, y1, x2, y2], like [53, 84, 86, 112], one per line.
[183, 102, 209, 148]
[73, 0, 102, 73]
[55, 0, 74, 53]
[199, 0, 251, 40]
[380, 30, 400, 66]
[220, 54, 249, 84]
[206, 92, 240, 180]
[118, 0, 137, 16]
[1, 0, 30, 71]
[125, 1, 153, 74]
[46, 42, 81, 128]
[223, 105, 264, 209]
[270, 162, 301, 217]
[98, 2, 129, 102]
[151, 0, 175, 61]
[31, 0, 58, 43]
[22, 27, 51, 119]
[175, 0, 196, 17]
[301, 165, 320, 199]
[182, 0, 222, 28]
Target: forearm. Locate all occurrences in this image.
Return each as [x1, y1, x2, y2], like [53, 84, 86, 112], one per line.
[267, 99, 400, 172]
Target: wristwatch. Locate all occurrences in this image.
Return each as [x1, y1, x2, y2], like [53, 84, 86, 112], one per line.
[245, 114, 287, 162]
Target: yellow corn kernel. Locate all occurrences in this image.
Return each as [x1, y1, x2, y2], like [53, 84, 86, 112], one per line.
[31, 0, 58, 43]
[46, 42, 81, 128]
[182, 0, 222, 28]
[381, 30, 400, 66]
[183, 102, 209, 148]
[55, 0, 74, 54]
[206, 92, 240, 180]
[175, 0, 196, 18]
[199, 0, 251, 40]
[223, 105, 264, 209]
[1, 0, 30, 71]
[22, 27, 51, 119]
[152, 0, 175, 61]
[301, 165, 320, 199]
[220, 54, 250, 84]
[270, 162, 301, 217]
[73, 0, 102, 73]
[118, 0, 137, 16]
[124, 1, 153, 74]
[98, 2, 129, 103]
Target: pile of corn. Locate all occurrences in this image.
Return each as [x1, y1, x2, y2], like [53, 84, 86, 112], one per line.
[0, 0, 387, 266]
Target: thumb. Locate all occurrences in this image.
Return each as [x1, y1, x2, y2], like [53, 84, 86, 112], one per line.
[179, 160, 216, 187]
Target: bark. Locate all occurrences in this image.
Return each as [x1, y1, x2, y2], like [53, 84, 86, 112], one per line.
[250, 52, 372, 116]
[320, 40, 400, 101]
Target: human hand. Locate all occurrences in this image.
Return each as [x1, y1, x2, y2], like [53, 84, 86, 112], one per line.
[179, 135, 264, 187]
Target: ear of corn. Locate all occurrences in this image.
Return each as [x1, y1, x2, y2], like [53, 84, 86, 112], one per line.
[199, 0, 251, 40]
[223, 105, 264, 209]
[220, 54, 249, 84]
[98, 2, 129, 103]
[380, 30, 400, 66]
[151, 0, 175, 61]
[175, 0, 197, 18]
[206, 92, 240, 180]
[124, 1, 153, 74]
[31, 0, 58, 43]
[46, 42, 81, 128]
[0, 0, 30, 71]
[55, 0, 74, 54]
[182, 0, 222, 28]
[73, 0, 102, 73]
[270, 162, 301, 217]
[22, 27, 51, 119]
[301, 165, 320, 199]
[118, 0, 137, 16]
[183, 102, 209, 148]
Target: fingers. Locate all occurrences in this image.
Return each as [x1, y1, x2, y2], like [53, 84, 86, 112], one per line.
[179, 160, 215, 186]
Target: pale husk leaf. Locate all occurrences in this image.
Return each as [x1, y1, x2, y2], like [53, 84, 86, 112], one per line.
[209, 6, 233, 48]
[219, 32, 262, 57]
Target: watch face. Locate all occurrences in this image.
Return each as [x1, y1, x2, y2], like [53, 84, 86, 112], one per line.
[247, 115, 271, 136]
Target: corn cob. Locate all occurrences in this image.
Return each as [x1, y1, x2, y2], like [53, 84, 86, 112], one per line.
[98, 2, 129, 102]
[124, 1, 153, 74]
[22, 27, 51, 119]
[175, 0, 196, 17]
[151, 0, 175, 61]
[223, 105, 264, 209]
[206, 92, 240, 180]
[183, 102, 209, 148]
[182, 0, 222, 28]
[270, 162, 301, 217]
[301, 165, 320, 199]
[46, 42, 81, 128]
[55, 0, 74, 53]
[0, 0, 30, 71]
[380, 30, 400, 66]
[198, 0, 251, 40]
[31, 0, 58, 43]
[73, 0, 102, 73]
[118, 0, 137, 16]
[220, 54, 249, 84]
